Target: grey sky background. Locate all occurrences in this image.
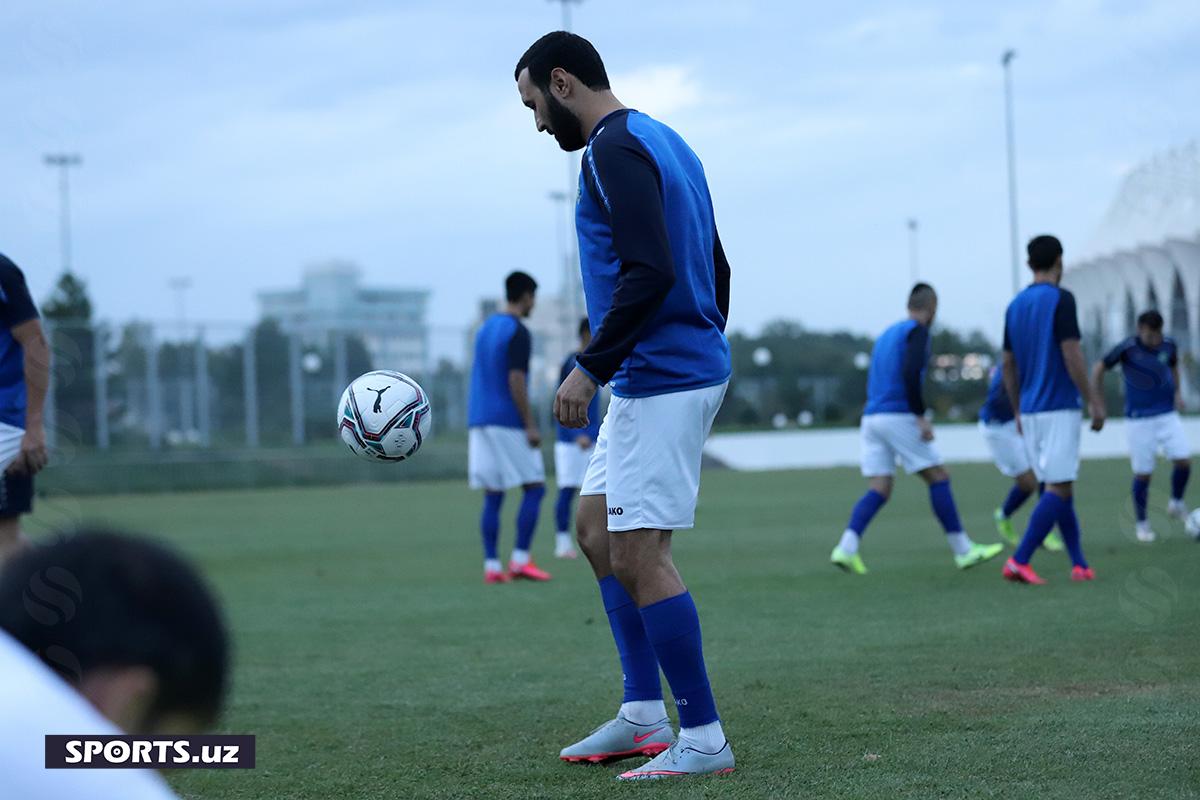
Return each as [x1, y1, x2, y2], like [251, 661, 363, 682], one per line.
[2, 0, 1197, 346]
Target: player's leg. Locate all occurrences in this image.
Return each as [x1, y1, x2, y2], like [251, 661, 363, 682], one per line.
[560, 432, 670, 764]
[480, 491, 507, 582]
[554, 485, 578, 556]
[996, 470, 1038, 545]
[0, 514, 29, 564]
[1169, 458, 1191, 517]
[917, 464, 1004, 568]
[833, 475, 890, 575]
[509, 481, 548, 576]
[1127, 416, 1157, 541]
[1163, 412, 1191, 520]
[833, 416, 892, 574]
[611, 529, 733, 779]
[1005, 411, 1084, 583]
[1051, 480, 1092, 579]
[508, 430, 549, 580]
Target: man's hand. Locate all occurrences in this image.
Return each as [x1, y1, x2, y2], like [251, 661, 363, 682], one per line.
[525, 425, 542, 448]
[575, 434, 593, 450]
[917, 416, 934, 442]
[1089, 399, 1107, 432]
[555, 367, 598, 429]
[8, 422, 48, 476]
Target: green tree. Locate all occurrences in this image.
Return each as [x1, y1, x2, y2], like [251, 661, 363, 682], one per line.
[41, 272, 98, 446]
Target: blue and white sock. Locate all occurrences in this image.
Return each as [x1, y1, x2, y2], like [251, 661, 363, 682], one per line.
[1171, 465, 1190, 502]
[841, 490, 887, 552]
[1056, 495, 1087, 568]
[1001, 484, 1032, 518]
[1014, 492, 1066, 564]
[1132, 477, 1150, 522]
[514, 485, 545, 556]
[598, 577, 662, 718]
[929, 479, 970, 555]
[480, 492, 503, 567]
[639, 592, 722, 748]
[554, 487, 577, 535]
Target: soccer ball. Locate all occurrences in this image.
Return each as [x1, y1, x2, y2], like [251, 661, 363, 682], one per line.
[1185, 509, 1200, 540]
[337, 370, 431, 462]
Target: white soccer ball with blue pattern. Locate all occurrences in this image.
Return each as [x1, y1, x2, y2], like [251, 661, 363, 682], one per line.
[337, 370, 431, 462]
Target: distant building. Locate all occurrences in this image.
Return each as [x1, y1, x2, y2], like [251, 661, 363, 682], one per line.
[1062, 143, 1200, 402]
[258, 261, 430, 374]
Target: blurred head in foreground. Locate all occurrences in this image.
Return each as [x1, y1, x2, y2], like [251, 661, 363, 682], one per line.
[506, 270, 538, 318]
[907, 282, 938, 327]
[1027, 234, 1064, 284]
[0, 530, 229, 734]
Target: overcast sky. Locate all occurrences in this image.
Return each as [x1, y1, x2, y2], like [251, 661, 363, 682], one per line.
[2, 0, 1197, 347]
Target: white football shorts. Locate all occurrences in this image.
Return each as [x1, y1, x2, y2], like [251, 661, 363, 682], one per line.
[468, 426, 545, 491]
[980, 419, 1031, 478]
[1126, 411, 1190, 475]
[859, 413, 943, 477]
[554, 440, 596, 490]
[581, 381, 727, 532]
[1021, 409, 1082, 484]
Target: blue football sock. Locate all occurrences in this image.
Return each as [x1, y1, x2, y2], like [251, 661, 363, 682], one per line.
[554, 487, 577, 532]
[639, 592, 719, 729]
[598, 577, 662, 703]
[1001, 484, 1032, 518]
[1132, 477, 1150, 522]
[480, 492, 504, 560]
[1013, 492, 1067, 564]
[515, 485, 545, 552]
[929, 479, 964, 533]
[1171, 465, 1190, 501]
[846, 489, 887, 537]
[1056, 496, 1087, 568]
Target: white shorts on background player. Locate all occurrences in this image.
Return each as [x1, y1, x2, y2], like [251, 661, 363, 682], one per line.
[0, 422, 22, 471]
[581, 381, 727, 532]
[859, 413, 943, 477]
[554, 440, 595, 489]
[979, 419, 1031, 477]
[467, 426, 545, 491]
[1020, 409, 1081, 484]
[0, 632, 178, 800]
[1127, 411, 1190, 475]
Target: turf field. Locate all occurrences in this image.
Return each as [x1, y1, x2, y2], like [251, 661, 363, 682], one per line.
[28, 458, 1200, 799]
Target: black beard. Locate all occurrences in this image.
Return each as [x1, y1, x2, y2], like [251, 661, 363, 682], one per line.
[544, 91, 586, 152]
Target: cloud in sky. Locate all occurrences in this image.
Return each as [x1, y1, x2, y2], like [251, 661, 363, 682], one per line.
[1, 0, 1198, 347]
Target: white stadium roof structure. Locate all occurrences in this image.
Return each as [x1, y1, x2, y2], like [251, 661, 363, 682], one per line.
[1063, 142, 1200, 359]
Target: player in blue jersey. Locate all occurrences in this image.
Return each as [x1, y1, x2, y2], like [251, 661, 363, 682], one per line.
[1091, 310, 1191, 542]
[1001, 235, 1103, 584]
[467, 271, 551, 584]
[515, 32, 734, 779]
[831, 284, 1004, 574]
[552, 317, 601, 560]
[0, 255, 49, 563]
[979, 366, 1065, 552]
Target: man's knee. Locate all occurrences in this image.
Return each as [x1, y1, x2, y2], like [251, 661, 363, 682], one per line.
[868, 476, 893, 500]
[920, 465, 949, 484]
[1016, 471, 1038, 494]
[575, 497, 606, 551]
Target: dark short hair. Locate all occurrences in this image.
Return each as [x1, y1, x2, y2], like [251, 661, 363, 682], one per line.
[578, 316, 590, 337]
[514, 31, 610, 91]
[1137, 310, 1164, 331]
[505, 271, 538, 302]
[908, 282, 937, 311]
[0, 530, 229, 729]
[1027, 235, 1063, 272]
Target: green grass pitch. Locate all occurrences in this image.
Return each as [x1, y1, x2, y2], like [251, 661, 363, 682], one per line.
[28, 458, 1200, 799]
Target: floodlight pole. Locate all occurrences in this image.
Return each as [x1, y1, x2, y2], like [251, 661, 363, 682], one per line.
[43, 153, 82, 276]
[907, 218, 919, 284]
[1002, 50, 1020, 295]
